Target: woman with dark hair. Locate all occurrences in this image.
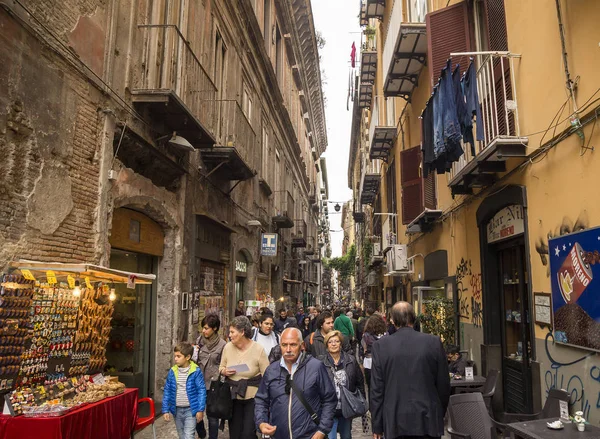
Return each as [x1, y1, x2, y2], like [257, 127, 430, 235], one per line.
[322, 331, 365, 439]
[219, 316, 269, 439]
[194, 314, 226, 439]
[251, 313, 279, 357]
[300, 316, 312, 339]
[361, 313, 387, 388]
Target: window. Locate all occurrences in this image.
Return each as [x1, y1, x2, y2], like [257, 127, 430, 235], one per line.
[242, 85, 253, 122]
[408, 0, 428, 23]
[261, 124, 270, 180]
[400, 146, 436, 225]
[275, 24, 283, 84]
[213, 30, 227, 92]
[263, 0, 271, 55]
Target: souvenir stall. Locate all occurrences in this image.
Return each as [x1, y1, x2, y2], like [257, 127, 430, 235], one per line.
[0, 261, 155, 439]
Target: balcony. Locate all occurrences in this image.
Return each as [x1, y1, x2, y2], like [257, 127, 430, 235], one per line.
[358, 82, 373, 109]
[199, 100, 256, 181]
[353, 210, 366, 223]
[369, 96, 396, 162]
[360, 157, 381, 205]
[360, 37, 377, 86]
[447, 53, 528, 196]
[360, 0, 385, 22]
[292, 220, 308, 248]
[132, 24, 217, 147]
[382, 1, 427, 100]
[272, 191, 295, 229]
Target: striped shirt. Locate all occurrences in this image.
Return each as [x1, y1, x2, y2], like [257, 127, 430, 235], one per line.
[175, 366, 190, 407]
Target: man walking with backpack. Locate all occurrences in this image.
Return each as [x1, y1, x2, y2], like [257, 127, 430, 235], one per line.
[304, 311, 352, 358]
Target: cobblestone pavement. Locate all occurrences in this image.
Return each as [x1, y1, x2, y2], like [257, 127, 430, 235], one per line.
[136, 415, 376, 439]
[136, 416, 451, 438]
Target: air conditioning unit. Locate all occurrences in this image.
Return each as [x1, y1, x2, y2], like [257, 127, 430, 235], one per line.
[386, 244, 408, 273]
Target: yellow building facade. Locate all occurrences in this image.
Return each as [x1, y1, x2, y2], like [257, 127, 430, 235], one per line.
[350, 0, 600, 417]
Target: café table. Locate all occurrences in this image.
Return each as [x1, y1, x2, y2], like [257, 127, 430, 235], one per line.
[0, 388, 138, 439]
[506, 418, 600, 439]
[450, 375, 487, 388]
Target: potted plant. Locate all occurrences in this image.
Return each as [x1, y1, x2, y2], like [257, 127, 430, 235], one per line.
[573, 411, 586, 432]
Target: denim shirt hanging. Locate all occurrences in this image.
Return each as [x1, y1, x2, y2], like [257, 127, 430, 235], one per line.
[463, 62, 484, 146]
[433, 60, 462, 172]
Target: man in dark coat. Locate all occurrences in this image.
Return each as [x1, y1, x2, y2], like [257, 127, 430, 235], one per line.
[370, 302, 450, 439]
[274, 308, 298, 333]
[255, 328, 337, 439]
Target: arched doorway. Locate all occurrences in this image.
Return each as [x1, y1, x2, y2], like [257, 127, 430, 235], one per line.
[235, 250, 250, 303]
[108, 207, 164, 399]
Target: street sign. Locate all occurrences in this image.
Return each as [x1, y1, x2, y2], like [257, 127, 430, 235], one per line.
[261, 233, 278, 256]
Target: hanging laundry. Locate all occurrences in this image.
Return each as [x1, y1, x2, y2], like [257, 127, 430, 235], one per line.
[463, 62, 484, 145]
[453, 65, 472, 156]
[350, 42, 356, 68]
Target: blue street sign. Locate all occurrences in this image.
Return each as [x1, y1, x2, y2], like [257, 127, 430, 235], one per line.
[261, 233, 278, 256]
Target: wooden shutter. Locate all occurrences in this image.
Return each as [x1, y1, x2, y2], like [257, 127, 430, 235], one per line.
[424, 171, 436, 210]
[483, 0, 515, 136]
[401, 146, 423, 225]
[426, 1, 471, 84]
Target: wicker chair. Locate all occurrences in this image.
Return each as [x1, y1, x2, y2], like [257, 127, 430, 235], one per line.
[447, 392, 507, 439]
[499, 388, 570, 423]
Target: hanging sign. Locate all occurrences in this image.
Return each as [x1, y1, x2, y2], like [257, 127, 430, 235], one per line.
[67, 275, 76, 289]
[21, 269, 35, 281]
[127, 275, 137, 289]
[486, 205, 524, 244]
[261, 233, 278, 256]
[85, 277, 93, 289]
[235, 260, 247, 273]
[46, 271, 57, 285]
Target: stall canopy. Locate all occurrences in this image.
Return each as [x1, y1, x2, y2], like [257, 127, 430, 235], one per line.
[9, 260, 156, 284]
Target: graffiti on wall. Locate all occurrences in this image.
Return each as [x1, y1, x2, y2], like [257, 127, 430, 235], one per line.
[455, 258, 483, 326]
[456, 258, 472, 319]
[535, 212, 589, 277]
[544, 331, 595, 420]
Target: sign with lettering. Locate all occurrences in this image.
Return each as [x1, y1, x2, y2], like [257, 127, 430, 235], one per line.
[486, 205, 524, 244]
[465, 367, 474, 381]
[235, 260, 247, 273]
[261, 233, 278, 256]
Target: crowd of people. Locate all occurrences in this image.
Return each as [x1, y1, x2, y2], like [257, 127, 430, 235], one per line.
[161, 302, 453, 439]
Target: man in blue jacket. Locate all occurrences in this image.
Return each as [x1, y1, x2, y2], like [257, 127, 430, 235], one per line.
[255, 328, 337, 439]
[162, 342, 207, 439]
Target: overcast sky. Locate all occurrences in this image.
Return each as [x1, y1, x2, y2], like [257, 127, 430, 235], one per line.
[312, 0, 361, 257]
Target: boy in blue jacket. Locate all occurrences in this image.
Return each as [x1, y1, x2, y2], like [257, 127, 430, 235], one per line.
[162, 342, 207, 439]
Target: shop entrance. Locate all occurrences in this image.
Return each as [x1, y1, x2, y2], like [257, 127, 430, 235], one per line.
[108, 208, 163, 400]
[108, 250, 157, 398]
[495, 238, 533, 413]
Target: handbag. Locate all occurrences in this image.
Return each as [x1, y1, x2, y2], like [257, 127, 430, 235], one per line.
[340, 385, 367, 419]
[206, 378, 233, 420]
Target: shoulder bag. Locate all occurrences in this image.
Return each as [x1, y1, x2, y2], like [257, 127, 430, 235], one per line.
[340, 384, 367, 419]
[206, 377, 233, 420]
[289, 375, 320, 426]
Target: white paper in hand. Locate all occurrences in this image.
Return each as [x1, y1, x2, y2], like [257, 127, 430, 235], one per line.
[229, 364, 250, 373]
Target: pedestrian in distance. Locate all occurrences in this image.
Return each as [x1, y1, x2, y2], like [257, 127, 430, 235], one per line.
[251, 313, 280, 358]
[162, 342, 207, 439]
[308, 306, 320, 333]
[235, 300, 245, 317]
[194, 315, 226, 439]
[274, 308, 298, 332]
[360, 313, 387, 389]
[320, 331, 365, 439]
[301, 316, 312, 340]
[255, 328, 338, 439]
[370, 302, 450, 439]
[333, 308, 355, 341]
[219, 316, 269, 439]
[305, 311, 352, 358]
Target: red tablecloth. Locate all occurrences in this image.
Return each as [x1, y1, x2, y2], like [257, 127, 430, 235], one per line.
[0, 388, 138, 439]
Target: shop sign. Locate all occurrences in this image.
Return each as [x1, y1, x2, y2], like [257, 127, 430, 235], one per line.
[486, 205, 524, 244]
[235, 260, 247, 273]
[261, 233, 278, 256]
[550, 226, 600, 352]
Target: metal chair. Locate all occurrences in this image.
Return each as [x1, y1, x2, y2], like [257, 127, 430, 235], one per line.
[132, 397, 156, 439]
[499, 388, 570, 423]
[447, 392, 507, 439]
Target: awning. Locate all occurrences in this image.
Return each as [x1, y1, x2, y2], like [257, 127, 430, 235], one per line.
[199, 146, 255, 181]
[196, 213, 237, 234]
[383, 23, 427, 101]
[370, 126, 396, 162]
[283, 278, 302, 284]
[9, 260, 156, 284]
